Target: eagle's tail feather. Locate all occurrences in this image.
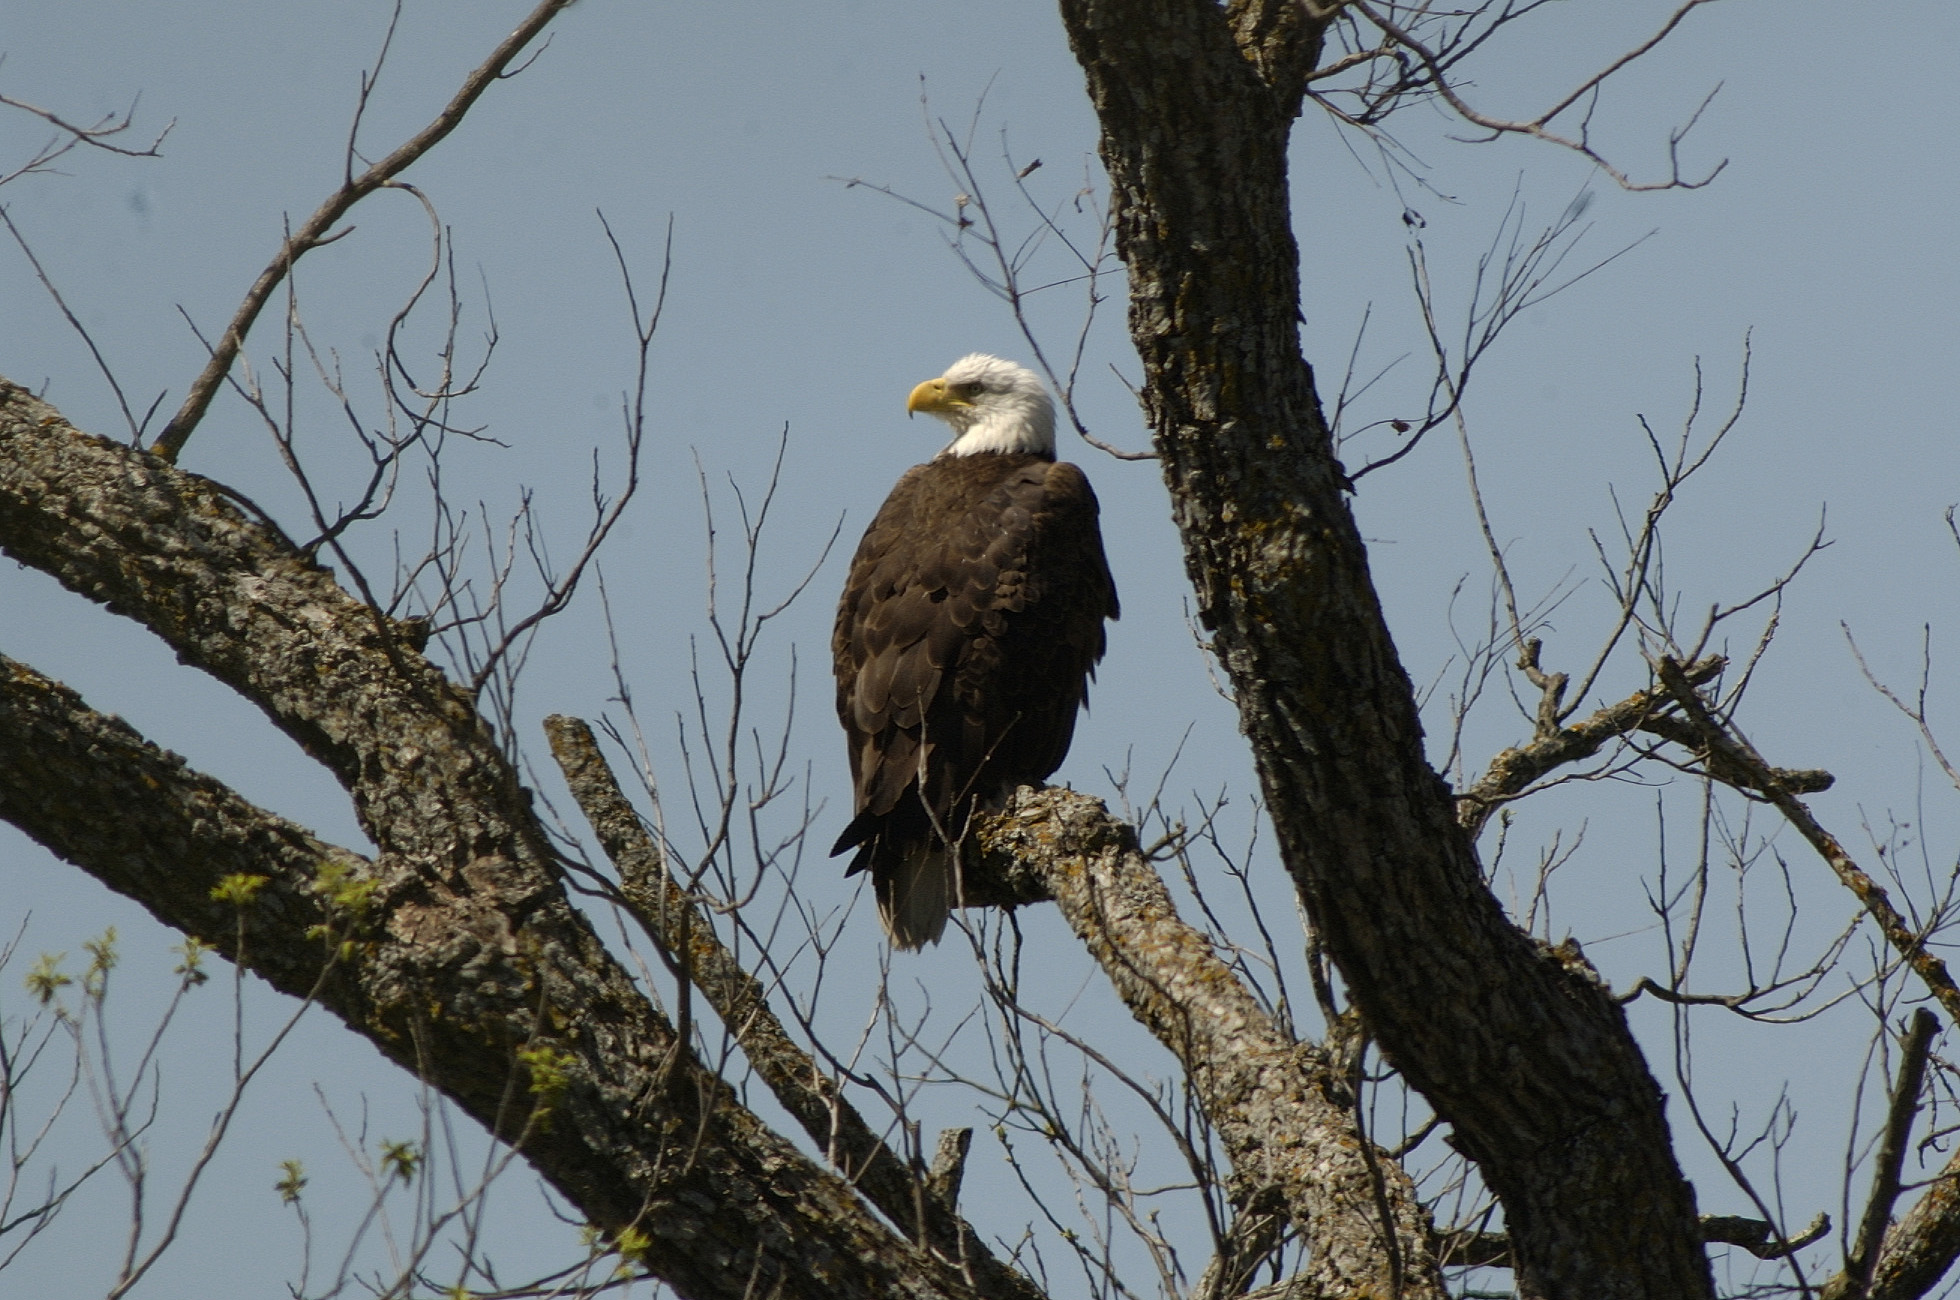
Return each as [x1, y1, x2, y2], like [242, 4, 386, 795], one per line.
[833, 801, 959, 948]
[877, 843, 954, 949]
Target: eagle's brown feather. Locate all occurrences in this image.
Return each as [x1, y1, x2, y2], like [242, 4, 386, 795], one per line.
[832, 450, 1118, 946]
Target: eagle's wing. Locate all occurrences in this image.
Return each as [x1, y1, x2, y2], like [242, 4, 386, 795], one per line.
[833, 457, 1115, 844]
[831, 454, 1116, 946]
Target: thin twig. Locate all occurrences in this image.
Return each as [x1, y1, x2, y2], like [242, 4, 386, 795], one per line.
[1347, 0, 1728, 191]
[1656, 658, 1960, 1025]
[150, 0, 572, 462]
[0, 208, 160, 442]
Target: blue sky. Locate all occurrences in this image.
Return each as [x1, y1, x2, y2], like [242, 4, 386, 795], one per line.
[3, 2, 1958, 1295]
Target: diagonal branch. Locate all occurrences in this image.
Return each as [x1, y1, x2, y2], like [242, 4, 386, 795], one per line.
[1833, 1008, 1941, 1299]
[151, 0, 573, 463]
[0, 652, 365, 991]
[1058, 2, 1714, 1292]
[975, 785, 1448, 1300]
[544, 715, 1044, 1300]
[1656, 658, 1960, 1025]
[1858, 1144, 1960, 1300]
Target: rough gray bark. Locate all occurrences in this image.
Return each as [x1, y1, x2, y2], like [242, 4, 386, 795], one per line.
[1857, 1155, 1960, 1300]
[0, 381, 983, 1300]
[16, 5, 1951, 1296]
[977, 785, 1448, 1300]
[543, 715, 1043, 1300]
[1053, 1, 1713, 1295]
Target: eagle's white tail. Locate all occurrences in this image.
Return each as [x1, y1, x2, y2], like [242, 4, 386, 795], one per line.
[879, 845, 954, 949]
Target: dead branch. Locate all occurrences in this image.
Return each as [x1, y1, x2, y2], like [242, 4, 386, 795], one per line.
[1838, 1008, 1941, 1299]
[1342, 0, 1728, 191]
[151, 0, 573, 462]
[544, 714, 1042, 1300]
[1457, 652, 1725, 837]
[1656, 657, 1960, 1026]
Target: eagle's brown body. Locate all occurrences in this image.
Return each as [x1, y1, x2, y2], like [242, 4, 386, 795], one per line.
[832, 448, 1118, 946]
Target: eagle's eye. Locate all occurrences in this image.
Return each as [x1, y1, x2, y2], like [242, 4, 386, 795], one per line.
[953, 381, 985, 399]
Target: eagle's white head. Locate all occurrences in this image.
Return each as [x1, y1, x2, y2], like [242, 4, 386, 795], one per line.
[906, 354, 1057, 458]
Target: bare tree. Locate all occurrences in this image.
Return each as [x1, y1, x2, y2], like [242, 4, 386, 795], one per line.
[5, 4, 1959, 1300]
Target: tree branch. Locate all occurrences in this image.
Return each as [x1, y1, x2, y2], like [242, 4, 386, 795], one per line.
[977, 786, 1448, 1300]
[1057, 1, 1714, 1294]
[0, 652, 363, 990]
[1656, 657, 1960, 1025]
[1457, 652, 1726, 837]
[544, 715, 1044, 1300]
[150, 0, 573, 463]
[0, 379, 996, 1300]
[1833, 1008, 1941, 1299]
[1860, 1145, 1960, 1300]
[1441, 1213, 1831, 1271]
[1346, 0, 1728, 191]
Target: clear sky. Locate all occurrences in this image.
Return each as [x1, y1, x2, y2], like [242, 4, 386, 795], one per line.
[3, 3, 1957, 1296]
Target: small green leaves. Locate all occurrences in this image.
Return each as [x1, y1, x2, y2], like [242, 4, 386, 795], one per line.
[379, 1139, 422, 1186]
[275, 1159, 308, 1204]
[612, 1225, 651, 1272]
[24, 951, 71, 1004]
[515, 1043, 576, 1132]
[211, 873, 269, 906]
[172, 935, 210, 985]
[312, 861, 378, 919]
[304, 861, 379, 959]
[81, 927, 118, 997]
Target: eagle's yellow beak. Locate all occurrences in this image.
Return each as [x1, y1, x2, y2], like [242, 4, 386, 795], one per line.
[906, 377, 964, 417]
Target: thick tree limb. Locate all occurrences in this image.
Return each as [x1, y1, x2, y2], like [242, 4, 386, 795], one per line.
[1860, 1146, 1960, 1300]
[1055, 3, 1712, 1295]
[0, 380, 990, 1300]
[0, 652, 365, 984]
[544, 715, 1043, 1300]
[977, 786, 1448, 1300]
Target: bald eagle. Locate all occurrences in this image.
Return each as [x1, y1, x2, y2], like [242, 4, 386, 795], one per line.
[831, 355, 1119, 947]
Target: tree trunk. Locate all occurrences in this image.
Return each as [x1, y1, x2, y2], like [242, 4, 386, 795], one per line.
[1054, 2, 1714, 1296]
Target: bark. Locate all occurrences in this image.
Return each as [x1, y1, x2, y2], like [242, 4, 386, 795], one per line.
[0, 380, 987, 1300]
[978, 786, 1448, 1300]
[1859, 1151, 1960, 1300]
[544, 716, 1044, 1300]
[1053, 2, 1713, 1295]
